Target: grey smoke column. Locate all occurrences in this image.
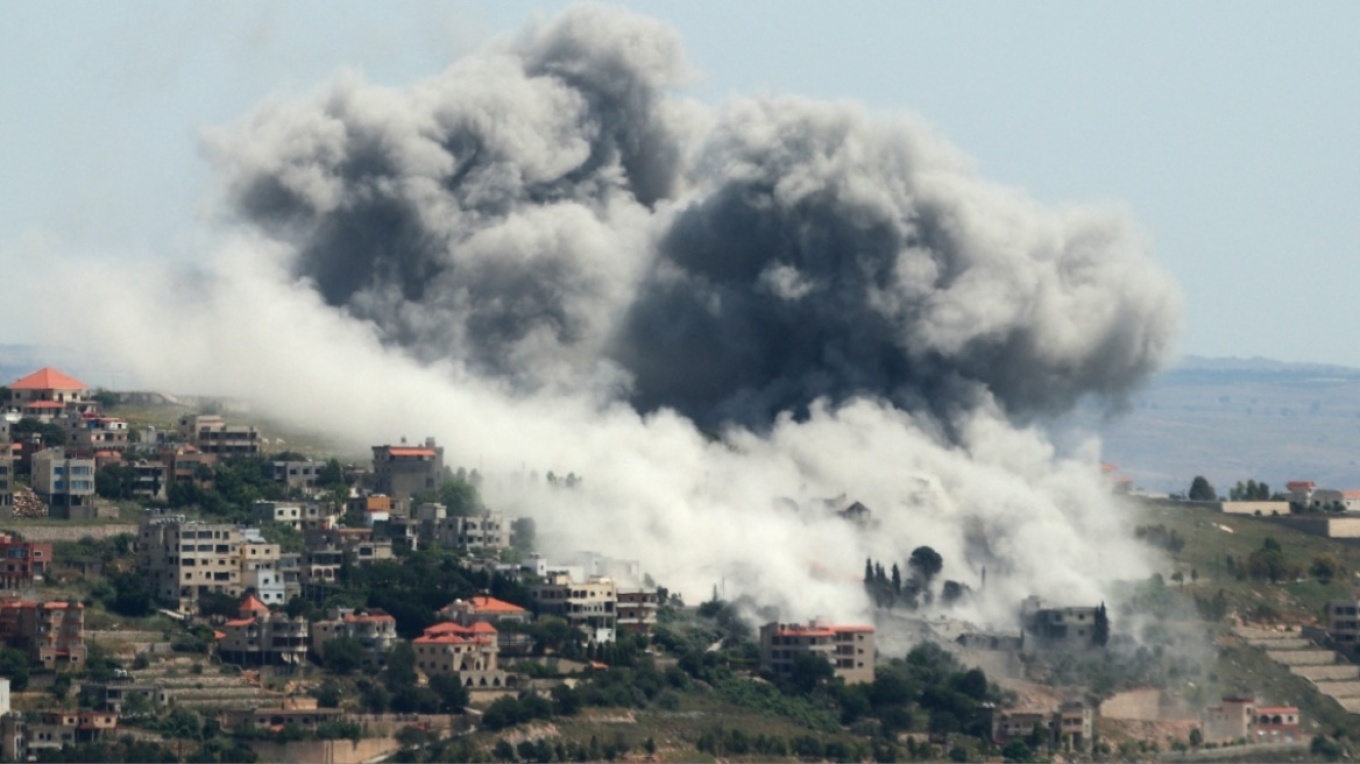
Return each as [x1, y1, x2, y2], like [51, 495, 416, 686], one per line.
[212, 4, 1179, 426]
[620, 99, 1179, 425]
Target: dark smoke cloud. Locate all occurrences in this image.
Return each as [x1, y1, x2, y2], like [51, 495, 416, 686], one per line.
[209, 3, 1178, 426]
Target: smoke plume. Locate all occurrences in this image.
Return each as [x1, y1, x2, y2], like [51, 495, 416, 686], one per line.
[52, 3, 1180, 631]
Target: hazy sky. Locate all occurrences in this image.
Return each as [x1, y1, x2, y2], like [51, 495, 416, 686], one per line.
[2, 1, 1357, 366]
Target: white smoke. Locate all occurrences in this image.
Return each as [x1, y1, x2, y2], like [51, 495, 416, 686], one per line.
[36, 3, 1178, 633]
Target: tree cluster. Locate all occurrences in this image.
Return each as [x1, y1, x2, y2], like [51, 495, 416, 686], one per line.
[1228, 479, 1271, 501]
[1134, 524, 1186, 554]
[864, 546, 970, 611]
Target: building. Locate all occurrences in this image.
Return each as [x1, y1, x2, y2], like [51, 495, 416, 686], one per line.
[1286, 481, 1317, 507]
[987, 700, 1094, 752]
[239, 533, 286, 607]
[65, 413, 129, 453]
[0, 533, 53, 590]
[271, 460, 322, 491]
[127, 460, 168, 501]
[252, 501, 330, 530]
[0, 600, 86, 669]
[4, 368, 91, 409]
[412, 621, 514, 688]
[372, 439, 444, 507]
[79, 679, 166, 714]
[311, 608, 398, 667]
[216, 594, 309, 666]
[348, 494, 392, 526]
[31, 447, 97, 519]
[1020, 596, 1105, 650]
[137, 514, 243, 611]
[616, 588, 659, 635]
[439, 596, 533, 656]
[0, 449, 12, 517]
[530, 571, 618, 643]
[177, 415, 260, 457]
[434, 510, 509, 552]
[1200, 696, 1303, 744]
[161, 445, 215, 488]
[1327, 596, 1360, 647]
[758, 620, 875, 685]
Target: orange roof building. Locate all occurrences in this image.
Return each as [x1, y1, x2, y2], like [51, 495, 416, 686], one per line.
[759, 619, 875, 685]
[411, 619, 516, 689]
[6, 367, 91, 406]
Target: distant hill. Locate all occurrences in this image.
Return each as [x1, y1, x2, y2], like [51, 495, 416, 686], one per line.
[1063, 355, 1360, 496]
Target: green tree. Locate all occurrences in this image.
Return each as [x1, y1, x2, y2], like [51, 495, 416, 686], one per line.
[1092, 602, 1110, 646]
[909, 546, 944, 584]
[385, 642, 418, 688]
[429, 672, 470, 712]
[323, 636, 365, 675]
[1188, 475, 1217, 501]
[511, 517, 536, 552]
[1311, 554, 1345, 584]
[0, 648, 30, 691]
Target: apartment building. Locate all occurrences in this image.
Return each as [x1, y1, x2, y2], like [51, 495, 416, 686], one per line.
[0, 532, 53, 590]
[530, 572, 618, 643]
[0, 600, 86, 669]
[137, 514, 243, 611]
[271, 460, 321, 491]
[0, 449, 12, 517]
[758, 620, 875, 685]
[176, 415, 260, 457]
[1327, 596, 1360, 647]
[439, 595, 533, 656]
[987, 700, 1094, 752]
[616, 588, 660, 635]
[412, 621, 513, 688]
[217, 594, 309, 666]
[31, 447, 96, 518]
[239, 533, 286, 606]
[311, 608, 398, 667]
[303, 526, 394, 567]
[252, 501, 330, 530]
[160, 445, 215, 488]
[1198, 696, 1301, 744]
[371, 439, 444, 506]
[434, 510, 509, 552]
[65, 413, 129, 453]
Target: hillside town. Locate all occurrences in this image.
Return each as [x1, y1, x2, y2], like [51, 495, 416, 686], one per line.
[2, 366, 1359, 763]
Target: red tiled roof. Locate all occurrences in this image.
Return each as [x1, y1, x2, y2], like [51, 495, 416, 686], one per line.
[344, 613, 395, 624]
[1287, 481, 1316, 491]
[9, 367, 89, 391]
[447, 596, 527, 615]
[776, 627, 835, 637]
[386, 447, 436, 458]
[469, 622, 498, 634]
[413, 633, 467, 645]
[1343, 490, 1360, 500]
[223, 618, 255, 628]
[239, 594, 268, 614]
[24, 401, 65, 409]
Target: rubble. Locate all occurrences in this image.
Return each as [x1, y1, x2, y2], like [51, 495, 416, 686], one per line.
[11, 490, 47, 519]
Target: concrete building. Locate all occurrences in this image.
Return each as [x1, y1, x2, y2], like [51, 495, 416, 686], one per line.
[1327, 596, 1360, 648]
[31, 447, 96, 518]
[177, 415, 261, 457]
[1202, 693, 1294, 739]
[252, 500, 330, 530]
[616, 588, 659, 635]
[0, 600, 86, 669]
[987, 700, 1094, 752]
[271, 460, 322, 491]
[1286, 481, 1316, 507]
[239, 533, 286, 607]
[160, 445, 215, 488]
[217, 594, 309, 666]
[758, 620, 875, 685]
[128, 460, 167, 502]
[434, 510, 510, 552]
[412, 621, 513, 688]
[65, 413, 129, 453]
[137, 514, 243, 611]
[79, 679, 166, 714]
[372, 439, 444, 507]
[530, 571, 618, 643]
[1020, 596, 1104, 650]
[0, 449, 12, 517]
[1219, 501, 1290, 516]
[311, 608, 398, 667]
[0, 533, 52, 590]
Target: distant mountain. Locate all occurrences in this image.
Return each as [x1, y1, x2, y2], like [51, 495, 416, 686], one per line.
[1065, 356, 1360, 496]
